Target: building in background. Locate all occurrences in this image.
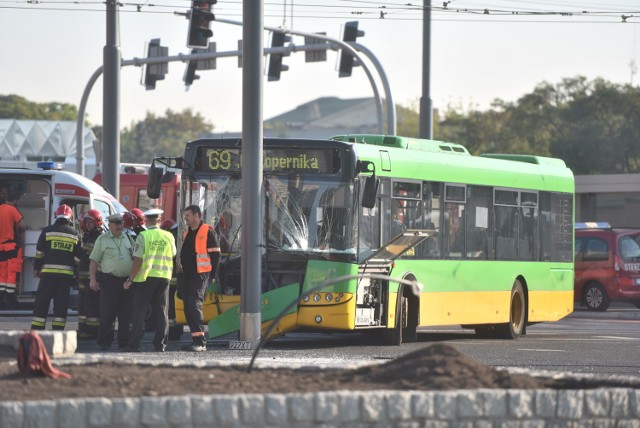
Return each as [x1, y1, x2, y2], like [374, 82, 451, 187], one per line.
[207, 96, 379, 140]
[575, 174, 640, 227]
[0, 120, 98, 178]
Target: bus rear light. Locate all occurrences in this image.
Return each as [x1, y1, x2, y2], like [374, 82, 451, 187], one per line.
[313, 294, 321, 302]
[302, 295, 310, 303]
[314, 315, 322, 323]
[325, 293, 333, 301]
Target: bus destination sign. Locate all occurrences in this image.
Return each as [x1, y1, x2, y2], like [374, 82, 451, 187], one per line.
[201, 148, 337, 174]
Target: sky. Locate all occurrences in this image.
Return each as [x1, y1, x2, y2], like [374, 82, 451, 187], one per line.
[1, 0, 639, 133]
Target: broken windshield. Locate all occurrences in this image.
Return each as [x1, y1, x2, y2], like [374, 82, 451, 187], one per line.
[183, 175, 357, 259]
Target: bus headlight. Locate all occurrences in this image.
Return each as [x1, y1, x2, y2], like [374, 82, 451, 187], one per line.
[315, 315, 322, 323]
[313, 294, 321, 302]
[302, 295, 310, 303]
[325, 293, 333, 301]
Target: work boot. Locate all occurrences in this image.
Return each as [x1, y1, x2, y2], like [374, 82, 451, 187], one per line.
[181, 336, 206, 352]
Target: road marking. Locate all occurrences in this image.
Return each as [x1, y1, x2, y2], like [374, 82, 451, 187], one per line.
[518, 349, 566, 352]
[594, 335, 640, 341]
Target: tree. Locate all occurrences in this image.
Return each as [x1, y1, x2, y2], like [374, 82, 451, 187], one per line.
[120, 109, 214, 163]
[0, 94, 78, 121]
[550, 78, 640, 174]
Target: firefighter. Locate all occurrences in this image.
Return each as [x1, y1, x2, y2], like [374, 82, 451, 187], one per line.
[0, 191, 26, 307]
[31, 204, 82, 330]
[122, 211, 137, 240]
[77, 209, 104, 339]
[130, 208, 147, 237]
[160, 218, 183, 340]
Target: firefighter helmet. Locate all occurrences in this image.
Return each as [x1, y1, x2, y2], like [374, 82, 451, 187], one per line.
[82, 209, 103, 228]
[122, 212, 135, 229]
[54, 204, 73, 222]
[130, 208, 146, 226]
[160, 218, 178, 231]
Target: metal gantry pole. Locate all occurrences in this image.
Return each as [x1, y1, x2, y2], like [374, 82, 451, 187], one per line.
[102, 0, 121, 197]
[240, 1, 263, 347]
[420, 0, 433, 139]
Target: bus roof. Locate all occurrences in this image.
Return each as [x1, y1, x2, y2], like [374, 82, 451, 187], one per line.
[331, 134, 469, 155]
[332, 134, 573, 193]
[181, 135, 573, 193]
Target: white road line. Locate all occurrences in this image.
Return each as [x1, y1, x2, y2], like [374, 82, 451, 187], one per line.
[517, 349, 566, 352]
[594, 335, 640, 341]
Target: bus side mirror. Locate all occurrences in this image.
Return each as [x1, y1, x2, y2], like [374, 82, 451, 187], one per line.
[362, 174, 379, 209]
[147, 162, 164, 199]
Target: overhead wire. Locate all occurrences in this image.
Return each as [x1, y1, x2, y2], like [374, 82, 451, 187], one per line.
[0, 0, 638, 23]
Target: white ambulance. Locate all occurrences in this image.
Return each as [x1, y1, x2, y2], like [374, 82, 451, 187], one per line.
[0, 162, 126, 307]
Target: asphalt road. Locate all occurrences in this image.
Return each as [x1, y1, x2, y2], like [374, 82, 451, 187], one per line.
[2, 303, 640, 377]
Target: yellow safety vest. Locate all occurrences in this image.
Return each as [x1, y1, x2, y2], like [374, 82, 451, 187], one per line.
[134, 228, 174, 282]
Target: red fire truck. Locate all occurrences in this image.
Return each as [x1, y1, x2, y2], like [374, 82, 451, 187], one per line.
[93, 164, 180, 222]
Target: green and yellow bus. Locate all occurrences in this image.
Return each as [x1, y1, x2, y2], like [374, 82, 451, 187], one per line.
[148, 134, 574, 345]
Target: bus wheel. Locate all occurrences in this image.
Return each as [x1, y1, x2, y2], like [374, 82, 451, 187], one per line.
[496, 279, 525, 340]
[382, 287, 407, 346]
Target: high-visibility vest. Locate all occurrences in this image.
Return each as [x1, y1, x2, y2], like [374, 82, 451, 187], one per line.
[184, 223, 215, 274]
[134, 228, 173, 282]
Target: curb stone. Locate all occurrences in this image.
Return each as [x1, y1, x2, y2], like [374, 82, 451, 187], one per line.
[0, 388, 639, 427]
[0, 330, 76, 358]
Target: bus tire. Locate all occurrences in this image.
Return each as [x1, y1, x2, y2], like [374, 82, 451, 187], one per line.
[495, 279, 526, 340]
[382, 287, 407, 346]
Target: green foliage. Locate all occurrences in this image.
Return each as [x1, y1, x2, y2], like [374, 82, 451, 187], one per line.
[120, 109, 214, 163]
[0, 94, 78, 121]
[433, 76, 640, 174]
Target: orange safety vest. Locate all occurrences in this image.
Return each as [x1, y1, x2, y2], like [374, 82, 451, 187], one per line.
[184, 223, 218, 273]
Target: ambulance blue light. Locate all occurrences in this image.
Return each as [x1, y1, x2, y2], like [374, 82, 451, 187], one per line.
[575, 222, 611, 230]
[37, 161, 63, 171]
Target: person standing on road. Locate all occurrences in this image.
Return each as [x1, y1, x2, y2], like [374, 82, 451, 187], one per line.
[0, 190, 26, 307]
[123, 208, 175, 352]
[130, 208, 147, 237]
[90, 213, 135, 351]
[160, 218, 183, 340]
[31, 204, 82, 330]
[180, 205, 221, 352]
[77, 209, 104, 340]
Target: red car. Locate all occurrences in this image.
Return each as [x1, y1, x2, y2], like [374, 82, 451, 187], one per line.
[575, 222, 640, 311]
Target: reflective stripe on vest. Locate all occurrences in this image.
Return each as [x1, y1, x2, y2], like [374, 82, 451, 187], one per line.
[41, 263, 75, 276]
[134, 228, 174, 282]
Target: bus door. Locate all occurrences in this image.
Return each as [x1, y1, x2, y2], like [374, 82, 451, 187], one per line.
[355, 230, 434, 327]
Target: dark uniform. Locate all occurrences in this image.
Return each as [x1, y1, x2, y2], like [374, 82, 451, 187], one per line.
[180, 222, 220, 351]
[31, 215, 82, 330]
[78, 226, 103, 339]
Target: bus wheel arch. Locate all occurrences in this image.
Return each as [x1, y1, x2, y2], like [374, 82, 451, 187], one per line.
[402, 274, 420, 343]
[382, 274, 419, 346]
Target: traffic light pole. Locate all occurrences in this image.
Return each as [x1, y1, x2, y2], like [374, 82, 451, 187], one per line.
[215, 16, 395, 135]
[75, 40, 394, 175]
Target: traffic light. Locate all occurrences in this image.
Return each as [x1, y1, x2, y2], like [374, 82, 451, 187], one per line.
[142, 38, 168, 90]
[267, 32, 290, 82]
[338, 21, 364, 78]
[184, 52, 200, 87]
[187, 0, 215, 49]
